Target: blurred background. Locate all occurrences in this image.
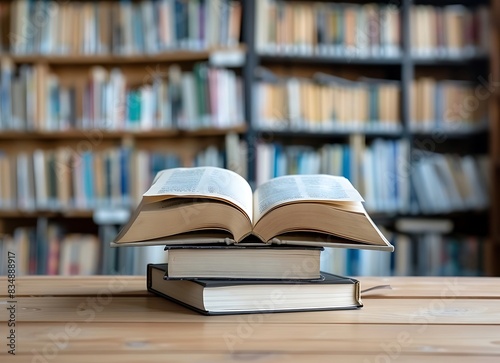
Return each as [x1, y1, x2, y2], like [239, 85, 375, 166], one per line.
[0, 0, 498, 276]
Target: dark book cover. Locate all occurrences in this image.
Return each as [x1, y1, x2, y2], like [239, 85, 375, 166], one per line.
[147, 263, 362, 316]
[163, 243, 324, 252]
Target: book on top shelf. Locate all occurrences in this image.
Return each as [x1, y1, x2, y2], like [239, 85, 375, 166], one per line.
[147, 263, 363, 315]
[112, 166, 393, 251]
[162, 244, 323, 280]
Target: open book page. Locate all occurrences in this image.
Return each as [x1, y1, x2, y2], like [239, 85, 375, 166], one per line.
[253, 174, 365, 223]
[144, 166, 253, 222]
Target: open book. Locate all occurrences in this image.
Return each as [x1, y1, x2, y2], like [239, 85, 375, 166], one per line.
[112, 166, 393, 251]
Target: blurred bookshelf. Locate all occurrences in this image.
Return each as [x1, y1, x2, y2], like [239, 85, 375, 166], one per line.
[489, 0, 500, 276]
[0, 0, 496, 276]
[246, 0, 493, 278]
[0, 0, 249, 275]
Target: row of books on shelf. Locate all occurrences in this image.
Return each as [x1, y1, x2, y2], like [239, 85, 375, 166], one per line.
[256, 139, 489, 215]
[388, 232, 484, 277]
[0, 141, 488, 215]
[411, 153, 489, 214]
[255, 1, 488, 58]
[321, 233, 484, 277]
[0, 225, 99, 275]
[0, 222, 483, 277]
[255, 70, 487, 132]
[1, 0, 491, 60]
[3, 59, 486, 133]
[255, 0, 401, 57]
[0, 60, 244, 131]
[410, 4, 489, 58]
[0, 223, 167, 275]
[0, 0, 242, 55]
[255, 71, 400, 131]
[0, 136, 247, 211]
[410, 78, 488, 131]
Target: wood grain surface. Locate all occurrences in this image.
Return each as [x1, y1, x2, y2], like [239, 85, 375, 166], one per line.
[1, 276, 499, 362]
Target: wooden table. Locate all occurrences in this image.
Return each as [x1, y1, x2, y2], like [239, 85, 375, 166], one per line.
[1, 276, 500, 362]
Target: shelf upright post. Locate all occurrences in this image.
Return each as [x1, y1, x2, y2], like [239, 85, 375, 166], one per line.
[401, 0, 413, 139]
[401, 0, 416, 214]
[241, 0, 257, 186]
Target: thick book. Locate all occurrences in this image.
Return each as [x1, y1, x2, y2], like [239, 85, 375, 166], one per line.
[162, 244, 323, 280]
[112, 166, 393, 251]
[146, 263, 363, 315]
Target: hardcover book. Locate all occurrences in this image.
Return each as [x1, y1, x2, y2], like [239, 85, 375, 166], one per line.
[147, 263, 363, 315]
[162, 243, 323, 280]
[112, 166, 394, 251]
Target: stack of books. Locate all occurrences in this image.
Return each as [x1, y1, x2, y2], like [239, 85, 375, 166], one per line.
[112, 166, 393, 315]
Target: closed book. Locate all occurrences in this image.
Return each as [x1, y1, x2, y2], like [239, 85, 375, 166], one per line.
[147, 263, 363, 315]
[163, 243, 323, 280]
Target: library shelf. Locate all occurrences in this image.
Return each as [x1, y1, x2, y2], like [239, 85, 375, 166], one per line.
[5, 47, 247, 66]
[0, 126, 247, 140]
[257, 53, 404, 66]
